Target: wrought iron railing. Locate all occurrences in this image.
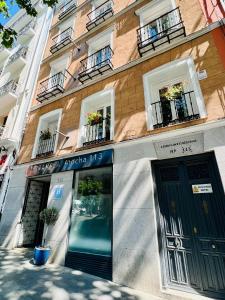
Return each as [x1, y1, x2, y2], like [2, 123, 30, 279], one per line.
[37, 72, 66, 96]
[36, 134, 56, 157]
[52, 27, 73, 46]
[83, 118, 111, 146]
[0, 80, 17, 97]
[137, 8, 185, 55]
[7, 47, 28, 65]
[0, 126, 4, 138]
[59, 0, 77, 20]
[79, 45, 113, 74]
[87, 0, 113, 25]
[151, 91, 200, 128]
[18, 20, 36, 36]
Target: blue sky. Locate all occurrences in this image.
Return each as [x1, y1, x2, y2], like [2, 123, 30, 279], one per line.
[0, 0, 19, 25]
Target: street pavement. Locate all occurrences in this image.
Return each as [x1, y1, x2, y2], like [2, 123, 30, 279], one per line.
[0, 248, 163, 300]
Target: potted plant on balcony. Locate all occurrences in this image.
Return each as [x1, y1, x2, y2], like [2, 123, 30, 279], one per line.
[33, 207, 59, 266]
[40, 128, 52, 140]
[87, 112, 103, 126]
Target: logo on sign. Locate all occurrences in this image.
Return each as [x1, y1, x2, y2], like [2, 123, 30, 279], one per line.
[54, 186, 64, 200]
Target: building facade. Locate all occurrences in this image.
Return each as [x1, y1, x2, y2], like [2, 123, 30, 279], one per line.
[0, 1, 53, 218]
[1, 0, 225, 299]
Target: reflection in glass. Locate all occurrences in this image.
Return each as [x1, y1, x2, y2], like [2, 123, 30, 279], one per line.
[68, 167, 112, 256]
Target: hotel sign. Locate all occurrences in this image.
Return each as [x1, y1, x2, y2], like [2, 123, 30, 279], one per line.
[154, 133, 204, 159]
[26, 149, 113, 177]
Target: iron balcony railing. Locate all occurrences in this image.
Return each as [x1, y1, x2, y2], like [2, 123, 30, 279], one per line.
[59, 0, 77, 20]
[0, 80, 17, 97]
[36, 134, 56, 157]
[50, 27, 73, 54]
[7, 47, 28, 65]
[78, 45, 113, 83]
[37, 71, 66, 102]
[137, 7, 185, 56]
[151, 91, 200, 128]
[0, 126, 4, 138]
[18, 20, 36, 36]
[87, 0, 114, 30]
[83, 118, 111, 146]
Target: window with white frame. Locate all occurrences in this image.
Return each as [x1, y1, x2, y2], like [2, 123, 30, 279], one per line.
[48, 54, 69, 90]
[143, 57, 206, 130]
[92, 0, 113, 20]
[136, 0, 185, 55]
[78, 88, 114, 147]
[57, 16, 74, 43]
[32, 109, 62, 158]
[86, 27, 113, 71]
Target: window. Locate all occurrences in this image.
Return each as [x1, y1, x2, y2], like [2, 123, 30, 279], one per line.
[32, 109, 62, 158]
[78, 88, 114, 147]
[68, 166, 113, 256]
[78, 28, 114, 83]
[143, 57, 206, 129]
[136, 0, 185, 56]
[86, 0, 114, 31]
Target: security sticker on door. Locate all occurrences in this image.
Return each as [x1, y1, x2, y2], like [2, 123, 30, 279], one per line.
[192, 184, 213, 194]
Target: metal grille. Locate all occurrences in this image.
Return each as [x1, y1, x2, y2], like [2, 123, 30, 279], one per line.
[152, 91, 200, 128]
[36, 134, 56, 157]
[86, 0, 114, 30]
[78, 46, 113, 83]
[65, 251, 112, 280]
[137, 7, 185, 56]
[83, 118, 111, 146]
[59, 0, 77, 20]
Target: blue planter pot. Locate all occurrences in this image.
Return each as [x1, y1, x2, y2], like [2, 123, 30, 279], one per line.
[34, 247, 51, 265]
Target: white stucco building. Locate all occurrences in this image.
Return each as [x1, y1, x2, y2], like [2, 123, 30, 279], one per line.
[0, 1, 53, 215]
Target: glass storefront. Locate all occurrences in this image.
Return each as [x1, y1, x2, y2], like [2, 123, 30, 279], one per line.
[68, 166, 112, 256]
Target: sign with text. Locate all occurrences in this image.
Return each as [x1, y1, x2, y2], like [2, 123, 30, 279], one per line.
[26, 149, 113, 177]
[154, 134, 204, 159]
[192, 184, 213, 194]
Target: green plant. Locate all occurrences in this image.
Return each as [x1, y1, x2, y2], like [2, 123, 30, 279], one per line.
[39, 207, 59, 247]
[161, 84, 183, 100]
[39, 207, 59, 225]
[78, 176, 103, 196]
[0, 0, 58, 48]
[87, 112, 103, 125]
[40, 128, 52, 140]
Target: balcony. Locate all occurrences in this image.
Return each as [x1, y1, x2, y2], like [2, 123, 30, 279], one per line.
[78, 46, 113, 83]
[151, 91, 200, 129]
[137, 8, 186, 56]
[86, 0, 114, 31]
[36, 134, 56, 158]
[50, 27, 73, 54]
[83, 118, 111, 146]
[0, 81, 17, 116]
[59, 0, 77, 20]
[6, 47, 28, 73]
[37, 72, 66, 102]
[18, 20, 36, 44]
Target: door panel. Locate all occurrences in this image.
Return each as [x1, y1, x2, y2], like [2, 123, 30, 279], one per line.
[155, 154, 225, 298]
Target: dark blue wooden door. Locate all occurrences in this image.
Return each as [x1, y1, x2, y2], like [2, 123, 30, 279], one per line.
[155, 154, 225, 298]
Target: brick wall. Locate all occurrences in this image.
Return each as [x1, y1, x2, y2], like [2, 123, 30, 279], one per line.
[17, 30, 225, 164]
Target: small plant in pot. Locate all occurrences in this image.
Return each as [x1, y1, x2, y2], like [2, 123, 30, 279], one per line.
[40, 128, 52, 140]
[33, 207, 59, 266]
[87, 112, 103, 126]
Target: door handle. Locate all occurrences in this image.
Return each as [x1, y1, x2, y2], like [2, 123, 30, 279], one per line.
[193, 226, 198, 234]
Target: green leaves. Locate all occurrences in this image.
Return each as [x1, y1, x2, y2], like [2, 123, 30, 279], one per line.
[39, 207, 59, 226]
[0, 0, 59, 48]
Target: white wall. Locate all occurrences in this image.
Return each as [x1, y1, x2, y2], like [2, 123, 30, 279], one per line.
[44, 171, 73, 265]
